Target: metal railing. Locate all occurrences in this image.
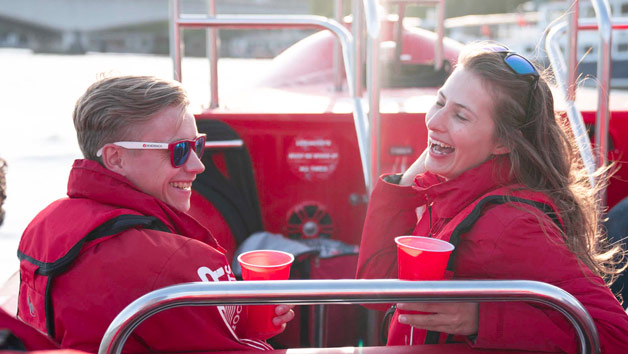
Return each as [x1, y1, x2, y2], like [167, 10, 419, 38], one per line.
[363, 0, 384, 189]
[545, 0, 613, 196]
[361, 0, 445, 189]
[169, 0, 372, 192]
[170, 0, 447, 193]
[546, 21, 598, 187]
[205, 139, 243, 149]
[98, 279, 600, 354]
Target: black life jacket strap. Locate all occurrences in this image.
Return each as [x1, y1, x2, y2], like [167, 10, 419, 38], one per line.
[445, 195, 563, 272]
[18, 214, 171, 339]
[0, 329, 27, 351]
[380, 305, 397, 345]
[423, 195, 563, 345]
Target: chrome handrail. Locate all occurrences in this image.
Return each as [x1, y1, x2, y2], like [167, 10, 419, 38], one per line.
[546, 21, 597, 187]
[545, 0, 614, 191]
[204, 139, 243, 149]
[363, 0, 383, 190]
[169, 0, 371, 192]
[590, 0, 612, 205]
[361, 0, 446, 188]
[206, 0, 218, 109]
[99, 279, 600, 354]
[567, 0, 580, 102]
[334, 0, 345, 92]
[352, 0, 365, 98]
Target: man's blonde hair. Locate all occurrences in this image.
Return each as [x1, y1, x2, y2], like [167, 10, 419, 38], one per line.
[73, 75, 189, 162]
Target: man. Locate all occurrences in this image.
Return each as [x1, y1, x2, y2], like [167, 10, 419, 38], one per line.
[17, 76, 293, 353]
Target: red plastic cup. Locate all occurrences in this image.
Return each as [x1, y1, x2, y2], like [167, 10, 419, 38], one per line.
[238, 250, 294, 335]
[395, 236, 454, 315]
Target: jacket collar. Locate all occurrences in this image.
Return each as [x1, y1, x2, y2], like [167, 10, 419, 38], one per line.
[67, 159, 222, 251]
[412, 157, 513, 219]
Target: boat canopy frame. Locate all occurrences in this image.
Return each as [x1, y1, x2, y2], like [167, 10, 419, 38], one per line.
[169, 0, 372, 191]
[169, 0, 447, 194]
[545, 0, 622, 205]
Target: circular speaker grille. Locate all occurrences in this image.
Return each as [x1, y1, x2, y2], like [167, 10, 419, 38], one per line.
[285, 202, 333, 239]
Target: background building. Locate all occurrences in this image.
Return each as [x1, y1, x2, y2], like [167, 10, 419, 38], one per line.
[0, 0, 312, 57]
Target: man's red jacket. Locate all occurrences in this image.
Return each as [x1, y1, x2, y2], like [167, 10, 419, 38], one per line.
[17, 159, 273, 353]
[357, 158, 628, 353]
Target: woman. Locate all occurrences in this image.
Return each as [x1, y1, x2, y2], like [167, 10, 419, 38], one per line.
[17, 76, 294, 353]
[356, 43, 628, 352]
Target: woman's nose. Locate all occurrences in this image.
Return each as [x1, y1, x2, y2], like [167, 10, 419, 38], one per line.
[426, 106, 447, 131]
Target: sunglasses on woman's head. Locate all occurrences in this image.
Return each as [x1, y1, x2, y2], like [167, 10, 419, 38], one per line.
[96, 134, 206, 168]
[482, 44, 540, 122]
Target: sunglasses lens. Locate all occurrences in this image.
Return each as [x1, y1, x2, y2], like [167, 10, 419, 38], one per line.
[195, 136, 206, 160]
[504, 54, 537, 76]
[172, 141, 191, 167]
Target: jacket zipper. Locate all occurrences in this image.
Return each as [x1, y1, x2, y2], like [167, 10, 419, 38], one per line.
[426, 196, 433, 237]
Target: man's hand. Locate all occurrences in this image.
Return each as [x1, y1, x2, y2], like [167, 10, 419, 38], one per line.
[272, 304, 296, 330]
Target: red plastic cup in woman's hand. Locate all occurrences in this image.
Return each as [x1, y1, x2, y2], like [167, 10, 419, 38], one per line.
[395, 236, 454, 281]
[395, 236, 454, 314]
[238, 250, 294, 336]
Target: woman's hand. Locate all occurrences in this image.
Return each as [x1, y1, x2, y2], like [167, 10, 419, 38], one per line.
[396, 302, 479, 336]
[272, 304, 296, 330]
[400, 148, 429, 186]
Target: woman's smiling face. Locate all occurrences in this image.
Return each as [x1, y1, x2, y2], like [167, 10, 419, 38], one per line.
[424, 67, 508, 180]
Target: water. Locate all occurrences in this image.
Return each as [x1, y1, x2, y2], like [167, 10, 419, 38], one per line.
[0, 49, 271, 284]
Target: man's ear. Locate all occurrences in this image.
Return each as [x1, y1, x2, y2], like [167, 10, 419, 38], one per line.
[100, 145, 127, 175]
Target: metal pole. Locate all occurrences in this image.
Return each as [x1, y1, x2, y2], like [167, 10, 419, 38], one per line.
[207, 0, 219, 108]
[546, 21, 597, 187]
[312, 305, 328, 347]
[169, 13, 371, 191]
[364, 0, 382, 193]
[334, 0, 345, 91]
[434, 0, 445, 71]
[99, 279, 600, 354]
[353, 0, 364, 97]
[393, 3, 406, 71]
[169, 0, 182, 82]
[567, 0, 579, 101]
[591, 0, 612, 206]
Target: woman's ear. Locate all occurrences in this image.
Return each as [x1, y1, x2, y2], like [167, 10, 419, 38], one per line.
[492, 141, 510, 155]
[100, 145, 126, 175]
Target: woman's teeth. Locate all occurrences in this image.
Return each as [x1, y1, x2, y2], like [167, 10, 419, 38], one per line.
[170, 182, 192, 190]
[430, 139, 455, 155]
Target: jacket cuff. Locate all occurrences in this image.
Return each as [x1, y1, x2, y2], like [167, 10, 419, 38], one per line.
[382, 173, 403, 185]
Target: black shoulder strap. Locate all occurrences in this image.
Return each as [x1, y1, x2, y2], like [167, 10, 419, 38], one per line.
[19, 215, 170, 277]
[446, 195, 562, 272]
[424, 195, 563, 345]
[0, 329, 26, 351]
[18, 214, 170, 339]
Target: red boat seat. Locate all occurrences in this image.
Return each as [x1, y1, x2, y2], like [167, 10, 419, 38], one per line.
[190, 119, 265, 262]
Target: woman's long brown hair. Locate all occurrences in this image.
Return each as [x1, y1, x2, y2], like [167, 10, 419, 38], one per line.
[459, 43, 625, 285]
